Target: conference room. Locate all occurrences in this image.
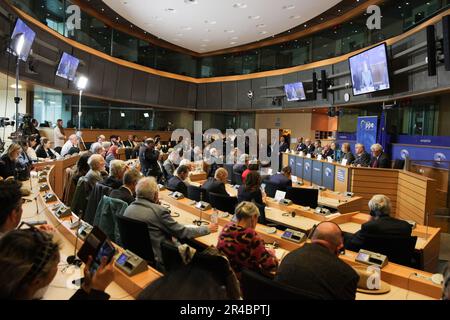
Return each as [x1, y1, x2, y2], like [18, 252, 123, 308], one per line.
[1, 0, 450, 309]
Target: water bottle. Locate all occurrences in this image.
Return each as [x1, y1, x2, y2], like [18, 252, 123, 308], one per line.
[211, 209, 218, 224]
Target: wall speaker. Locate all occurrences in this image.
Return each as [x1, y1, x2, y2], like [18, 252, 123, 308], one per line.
[443, 15, 450, 71]
[321, 70, 327, 99]
[312, 72, 317, 100]
[426, 25, 437, 76]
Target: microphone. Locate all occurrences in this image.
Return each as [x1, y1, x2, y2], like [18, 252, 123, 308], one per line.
[193, 190, 209, 226]
[66, 209, 84, 267]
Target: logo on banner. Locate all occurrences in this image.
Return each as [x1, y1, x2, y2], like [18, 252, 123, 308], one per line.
[325, 167, 333, 177]
[434, 153, 447, 162]
[360, 120, 376, 131]
[400, 149, 410, 160]
[304, 162, 311, 171]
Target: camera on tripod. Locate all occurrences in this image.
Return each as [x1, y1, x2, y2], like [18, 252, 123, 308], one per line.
[0, 117, 15, 128]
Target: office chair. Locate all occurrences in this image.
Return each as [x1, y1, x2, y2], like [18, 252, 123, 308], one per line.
[223, 164, 234, 184]
[160, 241, 183, 274]
[241, 269, 324, 300]
[264, 180, 282, 198]
[187, 185, 208, 202]
[392, 159, 405, 169]
[234, 172, 243, 186]
[208, 192, 238, 215]
[117, 215, 156, 267]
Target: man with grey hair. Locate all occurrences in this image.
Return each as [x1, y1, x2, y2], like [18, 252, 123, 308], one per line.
[275, 221, 359, 300]
[344, 195, 413, 255]
[100, 159, 127, 189]
[110, 169, 142, 205]
[163, 151, 179, 178]
[233, 153, 249, 177]
[201, 167, 229, 196]
[90, 135, 106, 153]
[370, 143, 390, 168]
[85, 154, 107, 190]
[353, 143, 371, 167]
[60, 134, 79, 157]
[123, 177, 218, 269]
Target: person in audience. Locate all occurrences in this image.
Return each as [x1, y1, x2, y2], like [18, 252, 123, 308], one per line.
[353, 143, 371, 167]
[100, 160, 127, 189]
[124, 135, 137, 148]
[73, 152, 92, 184]
[102, 142, 112, 155]
[304, 138, 315, 155]
[85, 154, 107, 190]
[60, 134, 79, 157]
[370, 144, 390, 168]
[124, 177, 217, 269]
[139, 138, 161, 178]
[179, 159, 194, 185]
[30, 119, 41, 143]
[242, 160, 259, 184]
[110, 169, 142, 205]
[322, 144, 333, 159]
[138, 264, 228, 300]
[296, 137, 306, 152]
[35, 138, 57, 160]
[279, 136, 289, 153]
[201, 167, 229, 196]
[105, 143, 119, 165]
[313, 140, 323, 157]
[267, 166, 292, 190]
[217, 201, 278, 280]
[341, 143, 355, 165]
[167, 165, 190, 196]
[237, 171, 266, 206]
[163, 152, 178, 178]
[53, 119, 66, 149]
[344, 195, 412, 252]
[25, 136, 38, 162]
[90, 135, 106, 153]
[275, 221, 359, 300]
[233, 154, 249, 177]
[206, 148, 222, 178]
[0, 229, 114, 300]
[0, 144, 22, 179]
[330, 142, 342, 161]
[93, 144, 106, 158]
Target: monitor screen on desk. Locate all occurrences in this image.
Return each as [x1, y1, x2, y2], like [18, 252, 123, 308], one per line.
[285, 187, 318, 208]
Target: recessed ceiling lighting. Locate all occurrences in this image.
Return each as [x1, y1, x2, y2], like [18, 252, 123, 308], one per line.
[204, 20, 217, 25]
[184, 0, 198, 4]
[173, 38, 180, 42]
[233, 3, 248, 9]
[289, 15, 301, 19]
[282, 4, 295, 10]
[165, 8, 176, 13]
[200, 44, 208, 47]
[248, 15, 260, 20]
[202, 39, 210, 42]
[230, 36, 239, 40]
[259, 31, 268, 35]
[224, 29, 235, 33]
[10, 84, 22, 89]
[181, 26, 192, 30]
[256, 24, 266, 28]
[230, 41, 237, 45]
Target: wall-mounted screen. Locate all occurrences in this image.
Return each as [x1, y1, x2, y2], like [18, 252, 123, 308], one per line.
[10, 18, 36, 62]
[56, 52, 80, 81]
[284, 82, 306, 102]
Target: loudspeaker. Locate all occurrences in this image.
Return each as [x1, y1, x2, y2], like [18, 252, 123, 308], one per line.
[312, 72, 318, 100]
[427, 25, 437, 76]
[321, 70, 327, 99]
[443, 15, 450, 71]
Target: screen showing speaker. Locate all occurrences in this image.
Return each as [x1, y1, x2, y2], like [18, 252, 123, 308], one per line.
[10, 18, 36, 62]
[56, 52, 80, 81]
[348, 43, 391, 96]
[284, 82, 306, 102]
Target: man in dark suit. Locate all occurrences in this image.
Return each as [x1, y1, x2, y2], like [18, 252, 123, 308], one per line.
[275, 221, 359, 300]
[267, 166, 292, 190]
[166, 165, 189, 196]
[139, 138, 161, 178]
[201, 168, 229, 196]
[369, 143, 390, 168]
[296, 137, 306, 152]
[353, 143, 371, 167]
[345, 195, 413, 253]
[163, 152, 178, 179]
[233, 154, 249, 176]
[279, 136, 289, 153]
[110, 169, 142, 205]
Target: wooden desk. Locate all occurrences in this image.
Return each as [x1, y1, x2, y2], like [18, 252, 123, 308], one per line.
[117, 148, 127, 161]
[34, 155, 80, 199]
[30, 167, 162, 300]
[159, 190, 443, 300]
[190, 171, 207, 182]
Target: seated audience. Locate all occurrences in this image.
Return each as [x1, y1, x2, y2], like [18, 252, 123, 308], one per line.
[237, 171, 266, 206]
[110, 169, 142, 205]
[105, 144, 119, 165]
[295, 137, 306, 152]
[344, 195, 412, 252]
[73, 152, 92, 184]
[60, 134, 79, 157]
[139, 138, 161, 178]
[35, 138, 57, 160]
[201, 167, 229, 196]
[217, 202, 278, 280]
[163, 152, 178, 178]
[124, 177, 217, 268]
[313, 140, 323, 157]
[267, 166, 292, 190]
[0, 143, 22, 179]
[123, 135, 137, 148]
[93, 144, 106, 158]
[304, 138, 315, 154]
[0, 180, 23, 237]
[0, 229, 114, 300]
[89, 135, 106, 153]
[353, 143, 371, 167]
[275, 221, 359, 300]
[242, 160, 259, 184]
[25, 136, 38, 162]
[341, 143, 355, 165]
[167, 165, 190, 196]
[322, 144, 333, 159]
[370, 144, 390, 168]
[233, 153, 249, 177]
[85, 154, 107, 190]
[100, 160, 127, 189]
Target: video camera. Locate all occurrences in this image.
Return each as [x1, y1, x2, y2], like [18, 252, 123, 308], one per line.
[0, 117, 15, 128]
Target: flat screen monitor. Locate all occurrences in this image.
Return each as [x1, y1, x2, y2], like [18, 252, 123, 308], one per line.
[349, 43, 391, 96]
[56, 52, 80, 81]
[285, 187, 318, 208]
[284, 82, 306, 102]
[10, 18, 36, 62]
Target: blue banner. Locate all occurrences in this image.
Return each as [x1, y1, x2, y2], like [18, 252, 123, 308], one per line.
[312, 160, 323, 186]
[357, 116, 378, 152]
[295, 156, 304, 179]
[323, 163, 336, 190]
[396, 135, 450, 147]
[303, 158, 312, 182]
[392, 144, 450, 162]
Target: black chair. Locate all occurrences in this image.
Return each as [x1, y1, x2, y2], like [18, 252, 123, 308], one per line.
[54, 146, 62, 154]
[241, 269, 324, 300]
[209, 192, 238, 215]
[359, 234, 418, 268]
[117, 215, 155, 266]
[223, 164, 234, 184]
[393, 159, 405, 169]
[264, 180, 282, 198]
[234, 172, 243, 186]
[160, 241, 183, 273]
[187, 185, 208, 202]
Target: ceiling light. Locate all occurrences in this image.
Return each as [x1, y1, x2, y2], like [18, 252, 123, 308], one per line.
[144, 113, 149, 118]
[165, 8, 176, 12]
[248, 15, 260, 20]
[204, 20, 217, 25]
[289, 15, 301, 19]
[120, 112, 125, 117]
[230, 36, 239, 40]
[233, 3, 248, 9]
[176, 33, 183, 37]
[224, 29, 235, 33]
[230, 42, 237, 45]
[282, 4, 295, 10]
[184, 0, 198, 4]
[10, 84, 23, 89]
[256, 24, 266, 28]
[259, 31, 268, 35]
[76, 76, 88, 90]
[181, 26, 192, 30]
[202, 39, 210, 42]
[200, 44, 208, 47]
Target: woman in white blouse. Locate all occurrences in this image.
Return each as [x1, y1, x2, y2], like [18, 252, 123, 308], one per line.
[25, 136, 38, 162]
[53, 119, 66, 148]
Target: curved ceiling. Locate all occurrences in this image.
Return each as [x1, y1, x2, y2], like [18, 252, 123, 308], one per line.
[102, 0, 341, 53]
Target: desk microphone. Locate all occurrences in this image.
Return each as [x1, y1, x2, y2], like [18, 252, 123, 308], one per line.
[67, 209, 84, 267]
[193, 192, 209, 226]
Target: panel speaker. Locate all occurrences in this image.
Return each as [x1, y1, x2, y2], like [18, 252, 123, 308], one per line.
[321, 70, 327, 99]
[312, 72, 317, 100]
[443, 15, 450, 71]
[426, 25, 437, 76]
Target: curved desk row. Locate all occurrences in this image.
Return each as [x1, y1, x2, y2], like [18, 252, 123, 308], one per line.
[159, 189, 443, 300]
